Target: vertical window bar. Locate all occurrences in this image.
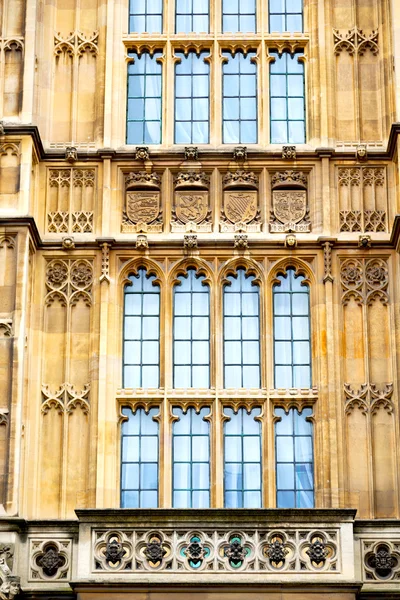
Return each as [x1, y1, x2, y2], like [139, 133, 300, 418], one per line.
[270, 51, 305, 144]
[223, 268, 260, 388]
[275, 407, 314, 508]
[123, 268, 160, 389]
[175, 0, 209, 33]
[127, 52, 163, 145]
[273, 268, 311, 389]
[269, 0, 303, 33]
[224, 407, 262, 508]
[175, 52, 210, 144]
[121, 407, 159, 508]
[222, 51, 258, 144]
[173, 269, 210, 388]
[129, 0, 163, 33]
[222, 0, 256, 33]
[172, 407, 211, 508]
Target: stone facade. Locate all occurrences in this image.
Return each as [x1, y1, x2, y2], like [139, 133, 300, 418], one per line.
[0, 0, 400, 599]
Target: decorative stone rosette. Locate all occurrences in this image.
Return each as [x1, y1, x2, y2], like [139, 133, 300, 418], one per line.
[93, 530, 133, 571]
[30, 539, 71, 581]
[176, 531, 213, 571]
[363, 541, 400, 581]
[136, 531, 172, 571]
[122, 171, 163, 233]
[270, 169, 310, 233]
[171, 171, 212, 232]
[217, 532, 255, 571]
[220, 170, 261, 233]
[299, 531, 337, 571]
[259, 531, 296, 571]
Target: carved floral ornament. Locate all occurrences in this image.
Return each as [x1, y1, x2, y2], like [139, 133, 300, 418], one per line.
[364, 542, 400, 580]
[340, 257, 389, 306]
[45, 259, 93, 309]
[31, 540, 70, 580]
[54, 31, 99, 57]
[333, 26, 379, 56]
[344, 383, 394, 416]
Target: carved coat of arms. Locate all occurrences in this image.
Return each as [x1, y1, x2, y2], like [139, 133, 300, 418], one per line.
[122, 171, 163, 233]
[224, 192, 258, 224]
[126, 192, 160, 224]
[175, 193, 208, 224]
[270, 170, 310, 233]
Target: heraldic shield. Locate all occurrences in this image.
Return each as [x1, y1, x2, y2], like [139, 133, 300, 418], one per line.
[224, 191, 258, 224]
[126, 191, 160, 224]
[271, 190, 310, 232]
[175, 191, 209, 224]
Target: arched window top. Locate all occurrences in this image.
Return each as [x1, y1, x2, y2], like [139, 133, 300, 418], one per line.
[175, 267, 209, 291]
[224, 267, 259, 292]
[125, 267, 160, 292]
[273, 267, 309, 292]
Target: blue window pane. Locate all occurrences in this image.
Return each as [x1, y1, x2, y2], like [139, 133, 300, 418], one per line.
[223, 0, 255, 32]
[129, 0, 162, 32]
[224, 408, 262, 507]
[120, 408, 159, 507]
[173, 408, 210, 508]
[223, 53, 257, 143]
[270, 51, 305, 143]
[275, 408, 314, 508]
[269, 0, 303, 33]
[127, 53, 162, 144]
[175, 53, 210, 144]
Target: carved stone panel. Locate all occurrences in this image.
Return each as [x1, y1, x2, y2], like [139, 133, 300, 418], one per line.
[122, 191, 162, 233]
[171, 191, 212, 232]
[270, 190, 310, 233]
[221, 191, 260, 232]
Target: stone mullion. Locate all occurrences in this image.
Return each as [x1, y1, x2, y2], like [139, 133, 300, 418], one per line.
[21, 0, 37, 123]
[389, 255, 400, 516]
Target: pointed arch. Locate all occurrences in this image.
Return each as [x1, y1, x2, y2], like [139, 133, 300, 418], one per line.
[267, 257, 315, 287]
[168, 257, 215, 288]
[119, 257, 166, 288]
[219, 257, 264, 288]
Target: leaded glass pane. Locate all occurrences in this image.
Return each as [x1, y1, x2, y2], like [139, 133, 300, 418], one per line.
[269, 51, 305, 144]
[173, 269, 210, 388]
[176, 0, 209, 32]
[275, 407, 314, 508]
[222, 0, 256, 32]
[127, 52, 162, 144]
[129, 0, 162, 32]
[223, 269, 260, 388]
[222, 52, 257, 144]
[172, 407, 211, 508]
[175, 52, 210, 144]
[123, 268, 160, 388]
[269, 0, 303, 32]
[273, 268, 311, 388]
[224, 407, 262, 507]
[121, 407, 159, 507]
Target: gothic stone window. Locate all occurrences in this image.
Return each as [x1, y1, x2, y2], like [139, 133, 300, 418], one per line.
[270, 51, 305, 144]
[222, 0, 256, 33]
[175, 52, 210, 144]
[175, 0, 209, 33]
[129, 0, 163, 32]
[269, 0, 303, 33]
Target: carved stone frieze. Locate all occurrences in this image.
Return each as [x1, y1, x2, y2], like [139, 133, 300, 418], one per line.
[47, 168, 95, 233]
[338, 167, 386, 232]
[31, 540, 70, 580]
[344, 383, 394, 415]
[340, 257, 388, 306]
[47, 211, 69, 234]
[333, 27, 379, 56]
[90, 527, 340, 573]
[363, 541, 400, 581]
[339, 210, 362, 232]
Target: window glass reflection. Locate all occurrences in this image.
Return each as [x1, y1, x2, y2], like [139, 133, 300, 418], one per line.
[176, 0, 209, 33]
[223, 269, 260, 388]
[121, 407, 159, 507]
[275, 407, 314, 508]
[127, 52, 163, 144]
[273, 268, 311, 388]
[175, 52, 210, 144]
[270, 51, 305, 144]
[222, 52, 257, 144]
[129, 0, 163, 32]
[174, 269, 210, 388]
[173, 407, 211, 508]
[224, 407, 262, 508]
[123, 268, 160, 388]
[269, 0, 303, 33]
[222, 0, 256, 32]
